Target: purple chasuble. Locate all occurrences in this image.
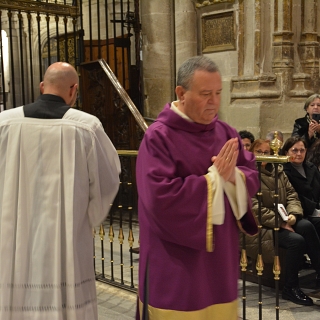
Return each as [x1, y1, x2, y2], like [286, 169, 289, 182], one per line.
[136, 103, 259, 318]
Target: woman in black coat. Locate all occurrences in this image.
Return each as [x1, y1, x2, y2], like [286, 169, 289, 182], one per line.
[292, 94, 320, 147]
[281, 137, 320, 238]
[307, 139, 320, 170]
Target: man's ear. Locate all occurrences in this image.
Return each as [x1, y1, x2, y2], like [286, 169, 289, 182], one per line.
[175, 86, 186, 102]
[39, 82, 44, 94]
[70, 83, 78, 96]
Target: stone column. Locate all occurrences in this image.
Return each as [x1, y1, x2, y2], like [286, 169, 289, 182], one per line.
[174, 0, 197, 73]
[238, 0, 245, 76]
[231, 0, 279, 138]
[254, 0, 261, 75]
[272, 0, 294, 89]
[141, 1, 175, 119]
[238, 0, 268, 76]
[298, 0, 319, 90]
[142, 1, 241, 118]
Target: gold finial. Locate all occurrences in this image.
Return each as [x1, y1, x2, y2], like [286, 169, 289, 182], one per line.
[256, 254, 264, 276]
[269, 131, 282, 156]
[240, 249, 248, 272]
[128, 229, 134, 248]
[118, 227, 124, 244]
[99, 224, 105, 240]
[108, 225, 114, 242]
[273, 255, 281, 280]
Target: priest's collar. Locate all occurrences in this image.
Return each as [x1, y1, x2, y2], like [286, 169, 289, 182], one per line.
[170, 101, 193, 122]
[157, 102, 217, 133]
[39, 94, 66, 104]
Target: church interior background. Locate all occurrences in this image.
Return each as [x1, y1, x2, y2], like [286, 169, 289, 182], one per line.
[1, 0, 319, 142]
[2, 0, 320, 318]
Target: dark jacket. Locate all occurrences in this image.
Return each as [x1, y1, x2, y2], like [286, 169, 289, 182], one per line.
[245, 164, 303, 263]
[292, 115, 319, 147]
[283, 161, 320, 217]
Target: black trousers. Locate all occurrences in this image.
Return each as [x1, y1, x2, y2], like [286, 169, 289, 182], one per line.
[308, 216, 320, 239]
[278, 218, 320, 288]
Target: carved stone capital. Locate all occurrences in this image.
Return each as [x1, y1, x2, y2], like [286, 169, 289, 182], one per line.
[288, 73, 313, 97]
[273, 31, 294, 43]
[231, 74, 280, 99]
[300, 32, 318, 42]
[194, 0, 234, 8]
[298, 33, 320, 74]
[272, 31, 294, 69]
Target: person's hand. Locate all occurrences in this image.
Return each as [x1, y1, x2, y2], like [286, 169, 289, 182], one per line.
[211, 138, 239, 184]
[280, 221, 295, 232]
[308, 120, 320, 137]
[287, 214, 296, 226]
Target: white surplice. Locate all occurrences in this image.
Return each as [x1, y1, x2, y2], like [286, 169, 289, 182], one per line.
[0, 107, 121, 319]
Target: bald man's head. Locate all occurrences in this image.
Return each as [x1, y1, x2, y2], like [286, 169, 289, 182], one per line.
[40, 62, 79, 107]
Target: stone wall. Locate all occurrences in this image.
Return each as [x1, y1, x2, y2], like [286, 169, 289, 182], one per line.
[141, 0, 320, 142]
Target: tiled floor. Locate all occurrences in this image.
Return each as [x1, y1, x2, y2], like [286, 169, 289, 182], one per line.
[95, 219, 320, 319]
[96, 277, 320, 320]
[97, 282, 137, 319]
[239, 276, 320, 320]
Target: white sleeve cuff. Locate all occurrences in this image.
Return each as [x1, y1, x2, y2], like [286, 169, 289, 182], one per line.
[224, 168, 248, 220]
[207, 165, 225, 225]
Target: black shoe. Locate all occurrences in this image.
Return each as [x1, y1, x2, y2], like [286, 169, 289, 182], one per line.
[282, 286, 313, 306]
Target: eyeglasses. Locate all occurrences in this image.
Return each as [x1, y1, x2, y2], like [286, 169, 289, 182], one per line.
[290, 148, 306, 154]
[254, 150, 270, 156]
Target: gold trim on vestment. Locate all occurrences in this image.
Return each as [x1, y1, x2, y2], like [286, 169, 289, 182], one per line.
[204, 174, 214, 252]
[139, 298, 238, 320]
[237, 168, 246, 182]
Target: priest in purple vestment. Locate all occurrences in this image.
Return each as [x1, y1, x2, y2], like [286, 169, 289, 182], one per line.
[136, 56, 259, 320]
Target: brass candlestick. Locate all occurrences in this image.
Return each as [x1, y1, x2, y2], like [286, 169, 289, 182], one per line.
[269, 131, 282, 156]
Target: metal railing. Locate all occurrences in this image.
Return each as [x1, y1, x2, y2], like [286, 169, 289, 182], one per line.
[94, 150, 139, 293]
[241, 154, 291, 320]
[91, 56, 145, 293]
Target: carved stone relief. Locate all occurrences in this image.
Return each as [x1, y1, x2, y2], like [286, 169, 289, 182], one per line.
[201, 11, 235, 53]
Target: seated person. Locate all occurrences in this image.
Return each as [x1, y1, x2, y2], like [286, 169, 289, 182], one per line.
[239, 130, 255, 150]
[306, 139, 320, 171]
[292, 94, 320, 147]
[281, 137, 320, 238]
[246, 139, 320, 306]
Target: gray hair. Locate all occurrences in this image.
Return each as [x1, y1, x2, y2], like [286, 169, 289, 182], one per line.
[177, 56, 220, 90]
[304, 93, 320, 111]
